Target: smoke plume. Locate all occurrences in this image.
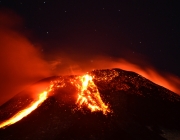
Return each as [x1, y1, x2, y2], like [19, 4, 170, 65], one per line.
[0, 10, 51, 105]
[47, 52, 180, 94]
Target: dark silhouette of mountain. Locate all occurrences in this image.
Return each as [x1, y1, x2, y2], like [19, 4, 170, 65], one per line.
[0, 69, 180, 140]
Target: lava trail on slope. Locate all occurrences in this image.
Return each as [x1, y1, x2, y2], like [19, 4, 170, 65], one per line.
[0, 68, 180, 140]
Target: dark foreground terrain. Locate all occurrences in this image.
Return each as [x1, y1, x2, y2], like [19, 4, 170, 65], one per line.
[0, 69, 180, 140]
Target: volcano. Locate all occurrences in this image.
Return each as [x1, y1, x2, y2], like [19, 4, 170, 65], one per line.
[0, 69, 180, 140]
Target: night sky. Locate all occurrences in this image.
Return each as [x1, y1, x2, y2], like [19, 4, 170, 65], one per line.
[0, 1, 180, 103]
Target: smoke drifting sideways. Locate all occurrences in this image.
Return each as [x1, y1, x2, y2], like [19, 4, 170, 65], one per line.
[0, 10, 51, 105]
[47, 50, 180, 95]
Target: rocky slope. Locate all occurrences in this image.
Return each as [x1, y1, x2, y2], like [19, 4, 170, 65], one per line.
[0, 69, 180, 140]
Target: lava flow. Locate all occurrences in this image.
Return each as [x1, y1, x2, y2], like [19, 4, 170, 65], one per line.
[0, 74, 110, 129]
[0, 91, 48, 128]
[76, 74, 110, 114]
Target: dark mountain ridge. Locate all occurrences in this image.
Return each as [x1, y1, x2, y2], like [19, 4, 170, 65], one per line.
[0, 68, 180, 140]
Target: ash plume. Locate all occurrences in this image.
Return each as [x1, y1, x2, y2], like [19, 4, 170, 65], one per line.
[47, 52, 180, 94]
[0, 10, 51, 105]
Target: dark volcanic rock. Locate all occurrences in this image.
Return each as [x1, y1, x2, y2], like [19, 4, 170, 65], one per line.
[0, 68, 180, 140]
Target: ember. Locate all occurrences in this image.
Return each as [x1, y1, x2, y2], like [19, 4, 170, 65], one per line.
[0, 74, 110, 128]
[76, 74, 110, 114]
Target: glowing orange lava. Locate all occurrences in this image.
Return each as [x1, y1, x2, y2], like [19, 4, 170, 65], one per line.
[0, 91, 48, 128]
[0, 74, 110, 129]
[76, 74, 110, 115]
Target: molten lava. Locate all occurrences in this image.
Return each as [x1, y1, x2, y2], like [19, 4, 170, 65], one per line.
[0, 91, 48, 128]
[76, 74, 110, 114]
[0, 74, 110, 128]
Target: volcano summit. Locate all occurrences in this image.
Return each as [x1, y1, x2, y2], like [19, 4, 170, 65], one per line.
[0, 69, 180, 140]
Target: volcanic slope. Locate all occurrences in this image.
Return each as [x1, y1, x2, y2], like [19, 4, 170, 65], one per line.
[0, 68, 180, 140]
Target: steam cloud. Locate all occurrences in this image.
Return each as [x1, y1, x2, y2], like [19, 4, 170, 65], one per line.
[0, 10, 51, 105]
[48, 52, 180, 95]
